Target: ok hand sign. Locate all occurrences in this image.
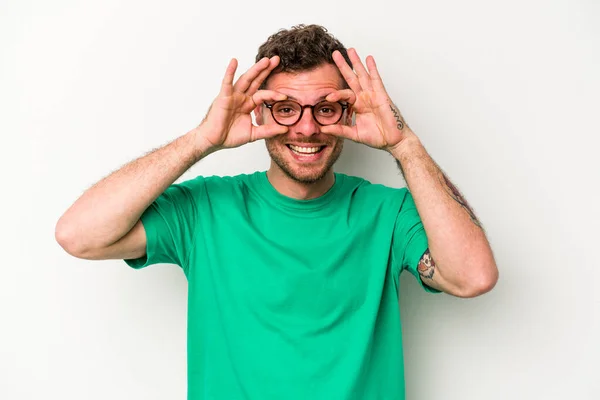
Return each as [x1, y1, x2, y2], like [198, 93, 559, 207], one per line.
[321, 48, 416, 154]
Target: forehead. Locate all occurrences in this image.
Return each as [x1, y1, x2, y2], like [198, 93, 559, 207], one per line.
[265, 63, 345, 102]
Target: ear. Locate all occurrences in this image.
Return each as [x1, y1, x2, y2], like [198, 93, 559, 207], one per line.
[253, 105, 264, 125]
[343, 105, 355, 126]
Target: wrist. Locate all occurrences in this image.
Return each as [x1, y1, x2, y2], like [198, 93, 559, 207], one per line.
[387, 132, 423, 161]
[187, 125, 221, 161]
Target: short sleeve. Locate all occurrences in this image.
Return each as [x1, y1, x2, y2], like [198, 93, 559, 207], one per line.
[124, 176, 205, 272]
[391, 189, 440, 293]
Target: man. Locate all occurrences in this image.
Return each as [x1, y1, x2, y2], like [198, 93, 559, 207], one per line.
[56, 24, 498, 400]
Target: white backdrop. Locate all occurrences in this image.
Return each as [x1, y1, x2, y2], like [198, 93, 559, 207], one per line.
[2, 0, 599, 399]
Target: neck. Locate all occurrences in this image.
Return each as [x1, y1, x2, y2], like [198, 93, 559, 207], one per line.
[266, 164, 335, 200]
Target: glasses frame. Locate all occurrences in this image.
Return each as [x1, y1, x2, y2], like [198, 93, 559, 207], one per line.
[263, 100, 349, 126]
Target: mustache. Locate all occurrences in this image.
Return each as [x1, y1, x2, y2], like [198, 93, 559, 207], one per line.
[278, 136, 339, 145]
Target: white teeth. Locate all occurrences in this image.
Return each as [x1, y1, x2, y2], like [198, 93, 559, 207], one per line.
[289, 145, 322, 154]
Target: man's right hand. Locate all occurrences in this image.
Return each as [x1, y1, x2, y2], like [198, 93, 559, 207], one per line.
[56, 56, 287, 261]
[194, 56, 289, 154]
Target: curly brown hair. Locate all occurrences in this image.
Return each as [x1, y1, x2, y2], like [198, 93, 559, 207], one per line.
[256, 24, 352, 88]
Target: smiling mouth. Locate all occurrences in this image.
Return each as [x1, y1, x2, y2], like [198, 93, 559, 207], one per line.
[286, 144, 326, 155]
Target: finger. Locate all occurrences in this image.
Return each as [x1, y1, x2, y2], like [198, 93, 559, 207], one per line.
[233, 57, 271, 93]
[251, 123, 289, 142]
[326, 89, 356, 105]
[320, 124, 358, 142]
[251, 90, 287, 106]
[332, 50, 362, 94]
[365, 55, 386, 92]
[220, 58, 238, 97]
[347, 48, 373, 90]
[246, 56, 281, 96]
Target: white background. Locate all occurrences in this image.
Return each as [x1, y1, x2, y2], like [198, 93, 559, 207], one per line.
[1, 0, 599, 399]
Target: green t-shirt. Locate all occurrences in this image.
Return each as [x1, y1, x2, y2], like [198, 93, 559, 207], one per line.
[125, 171, 438, 400]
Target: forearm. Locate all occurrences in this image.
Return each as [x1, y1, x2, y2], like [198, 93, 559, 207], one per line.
[390, 134, 498, 297]
[56, 127, 214, 255]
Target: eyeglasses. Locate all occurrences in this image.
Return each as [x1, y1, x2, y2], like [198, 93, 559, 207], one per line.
[264, 100, 348, 126]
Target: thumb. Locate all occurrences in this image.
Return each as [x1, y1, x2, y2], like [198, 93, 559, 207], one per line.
[252, 90, 287, 106]
[320, 124, 357, 141]
[251, 123, 289, 142]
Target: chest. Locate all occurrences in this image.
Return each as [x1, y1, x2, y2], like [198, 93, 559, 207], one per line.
[192, 212, 395, 323]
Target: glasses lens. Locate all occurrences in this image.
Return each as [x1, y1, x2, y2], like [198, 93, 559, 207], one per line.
[271, 101, 302, 125]
[313, 101, 343, 125]
[268, 100, 345, 126]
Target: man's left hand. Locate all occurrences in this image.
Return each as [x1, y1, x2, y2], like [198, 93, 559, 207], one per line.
[322, 49, 416, 154]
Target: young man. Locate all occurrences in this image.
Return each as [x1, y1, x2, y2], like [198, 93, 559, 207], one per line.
[56, 24, 498, 400]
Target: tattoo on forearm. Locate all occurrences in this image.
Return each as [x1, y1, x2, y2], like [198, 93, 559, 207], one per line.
[417, 249, 435, 280]
[440, 173, 482, 228]
[389, 104, 405, 131]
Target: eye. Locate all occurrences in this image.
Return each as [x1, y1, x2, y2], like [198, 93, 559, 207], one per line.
[273, 102, 300, 116]
[316, 103, 339, 116]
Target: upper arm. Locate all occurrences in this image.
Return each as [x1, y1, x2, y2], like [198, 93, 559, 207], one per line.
[74, 176, 203, 269]
[417, 247, 499, 298]
[78, 220, 147, 261]
[124, 178, 205, 270]
[415, 248, 447, 293]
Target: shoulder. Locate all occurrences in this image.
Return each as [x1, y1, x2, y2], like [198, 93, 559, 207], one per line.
[338, 173, 411, 203]
[173, 173, 258, 206]
[176, 173, 252, 191]
[336, 174, 417, 227]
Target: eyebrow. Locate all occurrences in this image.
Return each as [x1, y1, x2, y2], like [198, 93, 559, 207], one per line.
[285, 95, 328, 102]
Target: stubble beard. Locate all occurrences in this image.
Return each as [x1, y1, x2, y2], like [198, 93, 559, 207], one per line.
[265, 138, 344, 184]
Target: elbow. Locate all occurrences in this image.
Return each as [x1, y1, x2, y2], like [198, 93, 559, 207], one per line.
[455, 262, 499, 298]
[55, 217, 89, 259]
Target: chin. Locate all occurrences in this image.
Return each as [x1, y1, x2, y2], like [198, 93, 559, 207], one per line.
[265, 139, 344, 184]
[283, 166, 331, 184]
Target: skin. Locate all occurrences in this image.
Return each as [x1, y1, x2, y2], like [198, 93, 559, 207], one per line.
[321, 48, 498, 297]
[55, 50, 498, 298]
[255, 63, 351, 199]
[54, 56, 286, 260]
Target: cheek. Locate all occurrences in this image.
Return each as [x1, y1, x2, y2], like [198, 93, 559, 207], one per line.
[265, 136, 286, 149]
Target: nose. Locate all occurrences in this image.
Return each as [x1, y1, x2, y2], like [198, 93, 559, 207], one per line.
[292, 106, 320, 137]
